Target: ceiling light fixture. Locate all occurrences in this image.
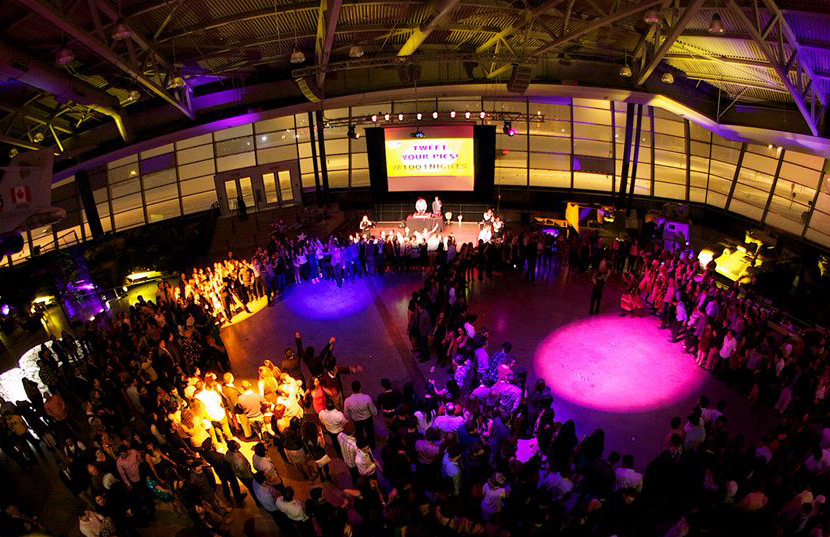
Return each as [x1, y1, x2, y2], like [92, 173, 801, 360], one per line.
[416, 112, 422, 120]
[32, 132, 45, 143]
[479, 111, 486, 119]
[112, 21, 132, 41]
[450, 110, 456, 118]
[661, 72, 675, 84]
[643, 9, 660, 25]
[384, 113, 391, 122]
[620, 64, 633, 78]
[9, 148, 19, 158]
[708, 12, 725, 34]
[290, 48, 306, 64]
[398, 113, 404, 121]
[167, 75, 186, 89]
[56, 47, 74, 65]
[464, 111, 471, 119]
[370, 113, 378, 123]
[349, 45, 364, 58]
[432, 111, 439, 119]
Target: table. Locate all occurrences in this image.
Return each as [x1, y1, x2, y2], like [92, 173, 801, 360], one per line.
[405, 213, 444, 232]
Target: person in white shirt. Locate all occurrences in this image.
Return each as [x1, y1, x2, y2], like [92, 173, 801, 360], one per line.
[490, 378, 522, 415]
[337, 422, 360, 484]
[354, 436, 378, 479]
[275, 486, 314, 535]
[343, 380, 377, 449]
[432, 404, 465, 435]
[614, 455, 643, 492]
[683, 412, 706, 451]
[716, 330, 737, 373]
[538, 467, 574, 501]
[318, 399, 348, 457]
[481, 473, 508, 522]
[194, 380, 233, 442]
[441, 445, 463, 495]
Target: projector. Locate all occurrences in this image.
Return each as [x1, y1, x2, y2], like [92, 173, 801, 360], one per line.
[410, 129, 425, 138]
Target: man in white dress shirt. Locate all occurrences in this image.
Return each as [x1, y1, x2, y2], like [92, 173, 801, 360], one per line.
[344, 380, 377, 448]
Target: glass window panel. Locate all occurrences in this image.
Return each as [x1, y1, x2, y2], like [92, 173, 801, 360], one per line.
[301, 173, 315, 189]
[711, 145, 740, 165]
[573, 98, 610, 109]
[176, 133, 212, 149]
[108, 154, 137, 169]
[773, 178, 814, 206]
[778, 162, 821, 188]
[146, 199, 181, 223]
[177, 144, 214, 165]
[495, 167, 527, 186]
[732, 183, 768, 208]
[140, 144, 174, 159]
[351, 169, 370, 188]
[351, 136, 367, 153]
[530, 169, 570, 188]
[263, 172, 279, 204]
[742, 152, 778, 174]
[484, 99, 526, 113]
[573, 140, 612, 157]
[529, 120, 571, 137]
[573, 107, 611, 125]
[255, 116, 295, 133]
[108, 164, 140, 184]
[350, 105, 384, 119]
[691, 141, 710, 158]
[324, 138, 349, 155]
[709, 159, 737, 180]
[496, 151, 528, 169]
[144, 183, 179, 204]
[213, 124, 252, 141]
[530, 103, 571, 122]
[352, 153, 368, 169]
[300, 157, 316, 175]
[574, 172, 612, 191]
[322, 124, 349, 140]
[708, 176, 732, 195]
[179, 159, 215, 180]
[655, 133, 685, 153]
[689, 123, 711, 142]
[690, 170, 708, 188]
[785, 151, 824, 170]
[690, 187, 706, 203]
[140, 152, 176, 175]
[325, 154, 349, 170]
[93, 188, 108, 204]
[654, 151, 686, 170]
[809, 210, 830, 234]
[574, 123, 612, 141]
[653, 117, 684, 137]
[215, 135, 254, 157]
[113, 208, 144, 230]
[180, 175, 214, 196]
[496, 133, 527, 151]
[257, 145, 298, 164]
[110, 177, 141, 198]
[653, 107, 683, 120]
[816, 192, 830, 214]
[765, 211, 803, 235]
[654, 165, 686, 185]
[737, 167, 773, 192]
[690, 156, 709, 173]
[224, 179, 237, 202]
[329, 170, 348, 189]
[278, 170, 293, 201]
[111, 192, 142, 213]
[182, 190, 217, 214]
[613, 110, 651, 132]
[298, 142, 313, 159]
[746, 144, 780, 158]
[711, 134, 742, 150]
[706, 191, 727, 208]
[216, 152, 255, 172]
[530, 136, 571, 153]
[654, 182, 686, 200]
[256, 131, 295, 149]
[142, 168, 177, 190]
[530, 152, 569, 170]
[805, 228, 830, 247]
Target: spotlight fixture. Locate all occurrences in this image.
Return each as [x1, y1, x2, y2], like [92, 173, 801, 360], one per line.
[767, 144, 774, 149]
[347, 125, 359, 139]
[349, 45, 364, 58]
[410, 128, 425, 138]
[124, 89, 140, 104]
[416, 112, 423, 120]
[384, 113, 391, 122]
[290, 48, 306, 64]
[33, 132, 44, 143]
[370, 114, 378, 123]
[166, 75, 186, 89]
[398, 113, 404, 121]
[450, 110, 457, 118]
[432, 111, 438, 119]
[503, 121, 516, 136]
[708, 12, 725, 34]
[9, 148, 19, 158]
[661, 72, 675, 84]
[56, 47, 74, 65]
[619, 64, 633, 78]
[112, 21, 132, 41]
[479, 111, 486, 119]
[643, 9, 660, 25]
[464, 111, 471, 119]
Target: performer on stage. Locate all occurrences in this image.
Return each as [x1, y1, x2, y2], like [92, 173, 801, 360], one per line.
[415, 197, 428, 216]
[359, 215, 374, 232]
[432, 196, 442, 216]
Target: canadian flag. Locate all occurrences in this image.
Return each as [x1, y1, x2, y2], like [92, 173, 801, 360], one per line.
[10, 185, 31, 205]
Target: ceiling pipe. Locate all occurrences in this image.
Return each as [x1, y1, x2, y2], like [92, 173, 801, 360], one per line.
[397, 0, 461, 56]
[0, 41, 132, 143]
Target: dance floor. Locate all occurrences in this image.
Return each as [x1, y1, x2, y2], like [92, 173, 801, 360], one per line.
[220, 267, 772, 468]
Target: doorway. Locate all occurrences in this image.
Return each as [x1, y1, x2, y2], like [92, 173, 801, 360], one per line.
[214, 161, 301, 217]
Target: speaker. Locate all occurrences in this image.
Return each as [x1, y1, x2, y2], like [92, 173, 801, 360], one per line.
[507, 64, 534, 93]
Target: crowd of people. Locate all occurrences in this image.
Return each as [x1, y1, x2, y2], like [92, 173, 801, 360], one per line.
[1, 210, 829, 537]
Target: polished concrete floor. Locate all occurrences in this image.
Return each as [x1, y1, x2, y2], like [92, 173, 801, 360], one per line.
[221, 264, 772, 470]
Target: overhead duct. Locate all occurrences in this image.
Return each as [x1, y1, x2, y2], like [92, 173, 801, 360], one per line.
[0, 41, 132, 143]
[397, 0, 461, 57]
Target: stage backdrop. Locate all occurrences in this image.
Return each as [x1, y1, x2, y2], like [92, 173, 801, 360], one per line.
[367, 125, 495, 200]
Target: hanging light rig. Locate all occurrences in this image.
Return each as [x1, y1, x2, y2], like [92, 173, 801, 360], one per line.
[322, 109, 544, 133]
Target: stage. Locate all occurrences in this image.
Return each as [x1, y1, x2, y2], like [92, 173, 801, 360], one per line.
[370, 221, 488, 245]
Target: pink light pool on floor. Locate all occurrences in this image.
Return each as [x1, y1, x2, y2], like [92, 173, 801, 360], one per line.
[533, 315, 709, 413]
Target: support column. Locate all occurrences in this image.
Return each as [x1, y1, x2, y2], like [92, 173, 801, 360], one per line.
[76, 169, 104, 239]
[616, 102, 636, 209]
[315, 109, 330, 207]
[307, 111, 323, 207]
[627, 104, 644, 215]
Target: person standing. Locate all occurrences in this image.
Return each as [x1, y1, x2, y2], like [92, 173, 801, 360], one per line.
[201, 438, 246, 507]
[318, 399, 348, 457]
[344, 381, 377, 449]
[337, 422, 360, 485]
[589, 266, 608, 315]
[225, 440, 256, 501]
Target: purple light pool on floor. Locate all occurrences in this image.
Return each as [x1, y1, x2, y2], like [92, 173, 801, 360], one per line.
[283, 280, 373, 320]
[533, 315, 708, 413]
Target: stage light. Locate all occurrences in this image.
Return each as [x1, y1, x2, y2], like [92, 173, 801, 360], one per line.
[708, 12, 725, 34]
[347, 125, 359, 139]
[661, 72, 675, 84]
[450, 110, 456, 118]
[768, 144, 774, 149]
[33, 132, 45, 143]
[619, 64, 632, 78]
[370, 114, 378, 123]
[56, 47, 75, 65]
[479, 111, 486, 119]
[0, 304, 9, 316]
[384, 113, 391, 122]
[126, 270, 162, 282]
[349, 45, 364, 58]
[503, 121, 515, 136]
[432, 111, 438, 119]
[112, 21, 132, 41]
[410, 128, 425, 138]
[643, 8, 660, 25]
[416, 112, 422, 120]
[464, 111, 471, 119]
[8, 147, 19, 159]
[398, 113, 404, 121]
[290, 48, 306, 64]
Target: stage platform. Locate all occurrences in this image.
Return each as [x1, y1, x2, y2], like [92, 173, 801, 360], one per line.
[371, 221, 484, 244]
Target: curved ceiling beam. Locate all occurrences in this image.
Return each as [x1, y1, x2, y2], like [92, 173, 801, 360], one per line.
[397, 0, 461, 57]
